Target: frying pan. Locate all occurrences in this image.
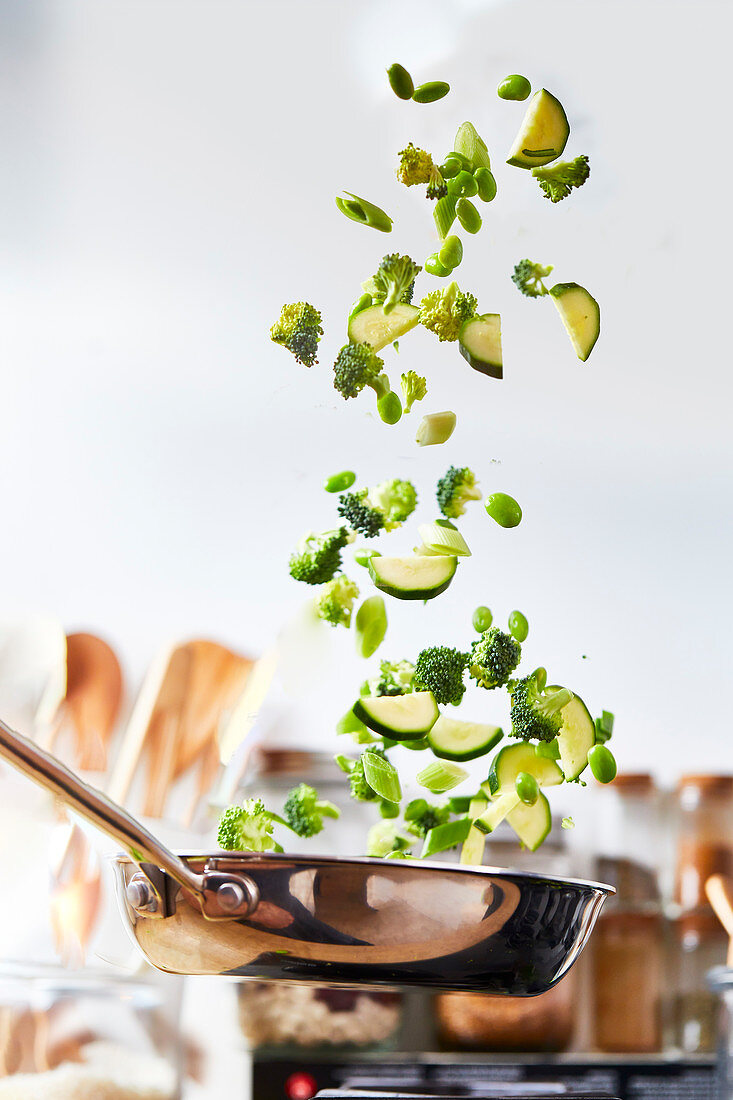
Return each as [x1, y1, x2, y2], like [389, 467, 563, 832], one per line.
[0, 717, 612, 994]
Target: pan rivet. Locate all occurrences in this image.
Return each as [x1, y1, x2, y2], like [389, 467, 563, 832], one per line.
[127, 878, 158, 913]
[217, 882, 246, 913]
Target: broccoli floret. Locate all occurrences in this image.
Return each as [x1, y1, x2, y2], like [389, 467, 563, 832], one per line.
[508, 668, 573, 743]
[532, 155, 590, 203]
[400, 371, 427, 414]
[362, 254, 422, 315]
[366, 819, 415, 858]
[396, 144, 447, 200]
[370, 478, 418, 530]
[270, 302, 323, 367]
[414, 646, 468, 706]
[333, 342, 389, 402]
[436, 466, 481, 518]
[511, 259, 554, 299]
[338, 489, 386, 538]
[470, 627, 522, 689]
[350, 747, 388, 801]
[314, 574, 360, 628]
[363, 659, 416, 697]
[404, 797, 451, 838]
[217, 798, 276, 852]
[419, 281, 478, 342]
[283, 783, 340, 838]
[289, 527, 350, 585]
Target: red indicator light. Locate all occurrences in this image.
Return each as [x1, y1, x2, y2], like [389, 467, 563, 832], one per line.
[284, 1070, 318, 1099]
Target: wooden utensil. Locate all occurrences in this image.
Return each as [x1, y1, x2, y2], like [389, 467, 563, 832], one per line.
[705, 873, 733, 966]
[142, 645, 195, 818]
[61, 633, 124, 772]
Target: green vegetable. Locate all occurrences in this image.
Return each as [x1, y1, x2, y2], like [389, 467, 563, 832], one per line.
[436, 465, 481, 518]
[338, 490, 385, 537]
[506, 88, 570, 168]
[421, 817, 471, 857]
[515, 771, 540, 805]
[472, 606, 493, 633]
[289, 528, 350, 585]
[485, 492, 522, 528]
[369, 554, 457, 600]
[469, 627, 521, 689]
[425, 253, 451, 277]
[439, 156, 462, 179]
[387, 62, 414, 100]
[562, 816, 575, 829]
[314, 574, 360, 628]
[283, 783, 340, 837]
[588, 743, 617, 784]
[412, 80, 450, 103]
[369, 478, 418, 530]
[395, 145, 448, 199]
[217, 799, 277, 852]
[508, 610, 529, 643]
[549, 282, 601, 361]
[474, 168, 497, 203]
[354, 547, 380, 568]
[555, 692, 595, 781]
[362, 658, 415, 698]
[508, 668, 573, 743]
[349, 746, 388, 801]
[460, 793, 489, 864]
[348, 302, 420, 352]
[333, 342, 388, 404]
[355, 595, 388, 658]
[270, 302, 324, 368]
[363, 750, 402, 802]
[536, 738, 561, 760]
[362, 253, 421, 314]
[456, 198, 482, 233]
[532, 155, 590, 203]
[419, 281, 478, 342]
[595, 710, 615, 744]
[488, 742, 563, 794]
[336, 191, 393, 232]
[417, 522, 471, 557]
[454, 121, 491, 170]
[459, 314, 503, 379]
[404, 797, 451, 837]
[438, 235, 463, 271]
[433, 194, 458, 239]
[378, 391, 402, 424]
[324, 471, 356, 494]
[506, 790, 552, 850]
[400, 370, 427, 413]
[354, 691, 439, 741]
[511, 259, 553, 298]
[367, 820, 414, 858]
[449, 170, 478, 198]
[428, 715, 503, 762]
[473, 790, 521, 835]
[414, 646, 468, 706]
[349, 293, 372, 320]
[416, 411, 456, 446]
[497, 74, 531, 101]
[417, 759, 469, 793]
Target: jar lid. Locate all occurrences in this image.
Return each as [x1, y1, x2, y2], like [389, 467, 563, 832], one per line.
[677, 775, 733, 796]
[611, 773, 656, 792]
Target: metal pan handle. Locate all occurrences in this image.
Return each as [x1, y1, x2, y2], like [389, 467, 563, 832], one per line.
[0, 717, 258, 920]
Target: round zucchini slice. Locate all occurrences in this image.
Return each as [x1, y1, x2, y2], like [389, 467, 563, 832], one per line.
[487, 741, 564, 795]
[428, 715, 503, 761]
[459, 313, 503, 379]
[549, 282, 600, 361]
[554, 690, 595, 781]
[506, 89, 570, 169]
[368, 554, 457, 600]
[352, 691, 439, 741]
[347, 303, 419, 352]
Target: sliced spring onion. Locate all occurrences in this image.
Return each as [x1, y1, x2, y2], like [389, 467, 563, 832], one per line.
[454, 121, 491, 171]
[363, 750, 402, 803]
[415, 411, 456, 446]
[418, 522, 471, 557]
[416, 759, 469, 793]
[420, 817, 471, 858]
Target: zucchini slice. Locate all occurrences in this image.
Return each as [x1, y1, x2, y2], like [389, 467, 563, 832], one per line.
[368, 554, 457, 600]
[487, 742, 564, 795]
[473, 790, 521, 835]
[554, 690, 595, 781]
[458, 314, 503, 379]
[428, 715, 503, 762]
[549, 283, 600, 361]
[506, 89, 570, 169]
[352, 691, 439, 741]
[460, 793, 489, 865]
[347, 303, 419, 352]
[507, 790, 552, 850]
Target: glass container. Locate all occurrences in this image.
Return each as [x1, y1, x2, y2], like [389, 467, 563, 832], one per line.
[674, 775, 733, 912]
[671, 912, 728, 1054]
[709, 966, 733, 1100]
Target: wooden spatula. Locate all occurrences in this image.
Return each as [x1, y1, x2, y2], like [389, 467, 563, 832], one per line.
[705, 874, 733, 966]
[61, 633, 124, 772]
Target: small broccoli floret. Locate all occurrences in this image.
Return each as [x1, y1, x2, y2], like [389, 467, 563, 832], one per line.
[283, 783, 340, 838]
[400, 371, 427, 414]
[470, 627, 521, 689]
[362, 254, 422, 315]
[315, 574, 360, 628]
[350, 747, 388, 801]
[419, 281, 478, 342]
[370, 478, 418, 530]
[508, 668, 573, 743]
[338, 489, 386, 538]
[396, 143, 434, 187]
[366, 819, 415, 858]
[270, 302, 323, 367]
[404, 797, 451, 838]
[436, 466, 481, 519]
[333, 342, 389, 402]
[217, 798, 276, 852]
[363, 659, 416, 697]
[532, 155, 590, 203]
[289, 527, 350, 585]
[511, 259, 554, 299]
[414, 646, 469, 706]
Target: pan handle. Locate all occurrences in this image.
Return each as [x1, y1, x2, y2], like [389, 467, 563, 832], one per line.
[0, 717, 258, 921]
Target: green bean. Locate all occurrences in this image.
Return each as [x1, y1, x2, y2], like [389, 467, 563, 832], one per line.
[456, 198, 482, 234]
[474, 167, 497, 203]
[508, 610, 529, 642]
[485, 492, 522, 528]
[535, 738, 560, 761]
[412, 80, 450, 104]
[497, 74, 531, 101]
[472, 606, 493, 633]
[349, 293, 372, 319]
[387, 63, 414, 100]
[438, 234, 463, 270]
[515, 771, 539, 805]
[355, 595, 388, 659]
[425, 253, 451, 277]
[324, 470, 356, 494]
[377, 391, 402, 424]
[354, 547, 381, 568]
[588, 744, 617, 784]
[335, 192, 393, 233]
[439, 156, 462, 179]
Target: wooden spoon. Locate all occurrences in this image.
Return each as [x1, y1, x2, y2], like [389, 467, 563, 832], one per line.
[705, 874, 733, 966]
[62, 633, 124, 772]
[142, 644, 195, 818]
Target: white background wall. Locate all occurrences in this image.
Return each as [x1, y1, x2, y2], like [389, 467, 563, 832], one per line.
[1, 0, 732, 785]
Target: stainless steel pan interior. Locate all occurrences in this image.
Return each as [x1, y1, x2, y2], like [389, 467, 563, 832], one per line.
[0, 717, 612, 993]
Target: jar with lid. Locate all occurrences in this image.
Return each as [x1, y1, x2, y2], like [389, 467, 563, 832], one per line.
[674, 775, 733, 912]
[671, 911, 728, 1053]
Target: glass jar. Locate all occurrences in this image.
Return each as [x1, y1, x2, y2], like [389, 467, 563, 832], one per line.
[591, 910, 666, 1052]
[674, 775, 733, 912]
[593, 773, 665, 905]
[708, 967, 733, 1100]
[671, 911, 729, 1054]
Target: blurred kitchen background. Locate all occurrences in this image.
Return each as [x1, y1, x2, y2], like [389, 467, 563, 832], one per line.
[0, 0, 732, 1097]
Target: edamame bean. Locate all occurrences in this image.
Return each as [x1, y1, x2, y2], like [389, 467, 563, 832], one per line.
[412, 80, 450, 104]
[456, 198, 482, 234]
[439, 156, 462, 179]
[377, 391, 402, 424]
[485, 492, 523, 528]
[497, 74, 532, 101]
[536, 738, 560, 761]
[425, 253, 451, 277]
[438, 234, 463, 270]
[380, 798, 400, 818]
[354, 547, 381, 568]
[387, 63, 414, 100]
[355, 595, 387, 658]
[515, 771, 539, 805]
[475, 167, 497, 203]
[508, 610, 529, 642]
[472, 605, 493, 633]
[588, 743, 617, 784]
[450, 170, 478, 198]
[324, 470, 356, 494]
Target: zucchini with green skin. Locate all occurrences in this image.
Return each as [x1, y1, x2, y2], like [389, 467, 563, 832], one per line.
[506, 89, 570, 169]
[552, 689, 596, 781]
[460, 793, 488, 865]
[428, 715, 503, 762]
[549, 283, 600, 361]
[352, 691, 439, 741]
[368, 555, 457, 600]
[347, 304, 419, 352]
[459, 314, 503, 379]
[506, 790, 552, 850]
[473, 790, 521, 834]
[487, 741, 564, 794]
